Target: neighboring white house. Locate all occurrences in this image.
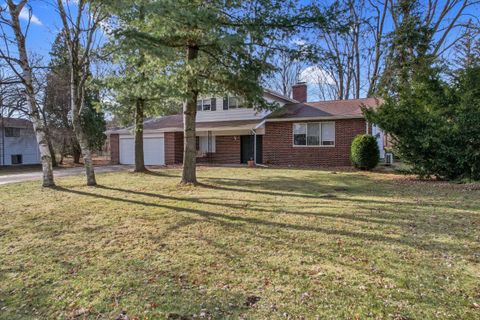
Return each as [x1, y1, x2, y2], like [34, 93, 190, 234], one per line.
[0, 118, 40, 166]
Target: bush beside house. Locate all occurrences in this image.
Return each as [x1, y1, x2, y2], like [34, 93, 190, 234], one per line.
[351, 134, 380, 170]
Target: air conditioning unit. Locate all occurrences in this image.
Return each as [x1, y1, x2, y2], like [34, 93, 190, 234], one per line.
[385, 152, 394, 166]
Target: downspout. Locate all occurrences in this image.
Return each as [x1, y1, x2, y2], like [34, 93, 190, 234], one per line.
[251, 120, 268, 167]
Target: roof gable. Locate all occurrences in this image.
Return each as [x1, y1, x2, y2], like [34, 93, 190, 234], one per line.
[267, 97, 382, 120]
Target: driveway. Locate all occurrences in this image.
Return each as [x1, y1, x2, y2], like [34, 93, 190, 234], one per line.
[0, 165, 132, 185]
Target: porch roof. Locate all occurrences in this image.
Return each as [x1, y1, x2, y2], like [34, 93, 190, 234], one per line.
[109, 115, 263, 134]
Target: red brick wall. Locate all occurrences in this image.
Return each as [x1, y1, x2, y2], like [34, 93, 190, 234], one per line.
[110, 134, 119, 164]
[197, 135, 241, 164]
[292, 83, 307, 103]
[263, 119, 367, 166]
[165, 132, 184, 165]
[166, 133, 240, 165]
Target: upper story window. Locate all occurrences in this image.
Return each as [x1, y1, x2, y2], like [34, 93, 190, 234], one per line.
[293, 122, 335, 146]
[5, 127, 21, 137]
[197, 98, 216, 111]
[223, 96, 246, 110]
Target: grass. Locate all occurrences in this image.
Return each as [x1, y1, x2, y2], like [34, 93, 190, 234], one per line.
[0, 167, 479, 319]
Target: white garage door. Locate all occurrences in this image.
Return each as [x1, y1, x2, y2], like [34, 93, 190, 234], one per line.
[119, 136, 165, 165]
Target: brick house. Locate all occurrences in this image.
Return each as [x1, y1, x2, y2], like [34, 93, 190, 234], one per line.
[108, 83, 383, 167]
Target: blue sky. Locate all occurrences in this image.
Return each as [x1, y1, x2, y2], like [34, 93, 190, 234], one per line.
[2, 0, 479, 102]
[9, 0, 66, 57]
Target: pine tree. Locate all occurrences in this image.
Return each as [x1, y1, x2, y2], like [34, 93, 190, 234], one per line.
[378, 0, 433, 95]
[102, 3, 179, 172]
[106, 0, 324, 184]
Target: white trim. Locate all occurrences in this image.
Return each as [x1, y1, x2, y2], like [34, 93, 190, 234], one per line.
[292, 121, 336, 147]
[197, 98, 213, 111]
[254, 120, 266, 130]
[263, 89, 298, 103]
[267, 115, 364, 122]
[119, 132, 165, 139]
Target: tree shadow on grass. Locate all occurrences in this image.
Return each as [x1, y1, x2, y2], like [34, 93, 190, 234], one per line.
[53, 186, 475, 257]
[0, 259, 250, 320]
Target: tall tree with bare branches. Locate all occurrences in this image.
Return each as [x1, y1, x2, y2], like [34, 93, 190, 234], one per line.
[0, 0, 55, 187]
[55, 0, 108, 186]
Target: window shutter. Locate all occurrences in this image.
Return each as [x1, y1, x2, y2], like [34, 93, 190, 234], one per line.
[223, 97, 228, 110]
[211, 98, 216, 111]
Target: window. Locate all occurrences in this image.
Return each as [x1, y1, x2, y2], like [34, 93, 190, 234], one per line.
[5, 127, 21, 137]
[196, 98, 216, 111]
[198, 136, 216, 153]
[321, 122, 335, 145]
[293, 122, 335, 146]
[11, 154, 22, 165]
[223, 96, 245, 110]
[293, 123, 306, 146]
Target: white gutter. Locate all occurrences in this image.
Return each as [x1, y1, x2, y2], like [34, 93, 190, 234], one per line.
[265, 115, 364, 122]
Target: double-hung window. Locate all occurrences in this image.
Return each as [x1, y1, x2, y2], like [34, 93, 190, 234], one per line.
[223, 96, 246, 110]
[196, 98, 216, 111]
[293, 122, 335, 146]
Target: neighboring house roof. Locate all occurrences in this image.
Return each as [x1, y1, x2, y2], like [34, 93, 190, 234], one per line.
[0, 117, 33, 128]
[267, 97, 382, 121]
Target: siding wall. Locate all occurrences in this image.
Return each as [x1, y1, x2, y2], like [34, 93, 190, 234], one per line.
[0, 126, 40, 166]
[195, 95, 281, 122]
[263, 119, 367, 167]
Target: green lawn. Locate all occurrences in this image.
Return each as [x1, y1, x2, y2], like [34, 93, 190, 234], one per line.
[0, 167, 479, 319]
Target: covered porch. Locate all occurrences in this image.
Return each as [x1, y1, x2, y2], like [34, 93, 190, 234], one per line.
[165, 119, 265, 165]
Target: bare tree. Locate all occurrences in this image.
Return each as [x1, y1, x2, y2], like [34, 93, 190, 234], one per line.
[55, 0, 107, 186]
[366, 0, 389, 96]
[312, 0, 480, 99]
[266, 50, 305, 97]
[0, 1, 55, 187]
[453, 19, 480, 68]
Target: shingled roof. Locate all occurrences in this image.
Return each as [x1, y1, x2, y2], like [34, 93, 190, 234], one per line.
[267, 97, 382, 120]
[108, 97, 383, 134]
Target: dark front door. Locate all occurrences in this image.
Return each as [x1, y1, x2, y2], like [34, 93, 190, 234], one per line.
[240, 135, 263, 164]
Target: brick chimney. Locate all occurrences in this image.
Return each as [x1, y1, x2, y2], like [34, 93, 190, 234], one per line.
[292, 82, 307, 103]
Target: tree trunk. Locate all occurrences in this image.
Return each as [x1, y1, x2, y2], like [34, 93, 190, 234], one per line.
[73, 118, 96, 185]
[181, 45, 199, 184]
[32, 118, 55, 187]
[134, 98, 146, 172]
[6, 1, 54, 187]
[46, 129, 58, 167]
[71, 81, 96, 185]
[59, 137, 66, 164]
[72, 138, 81, 163]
